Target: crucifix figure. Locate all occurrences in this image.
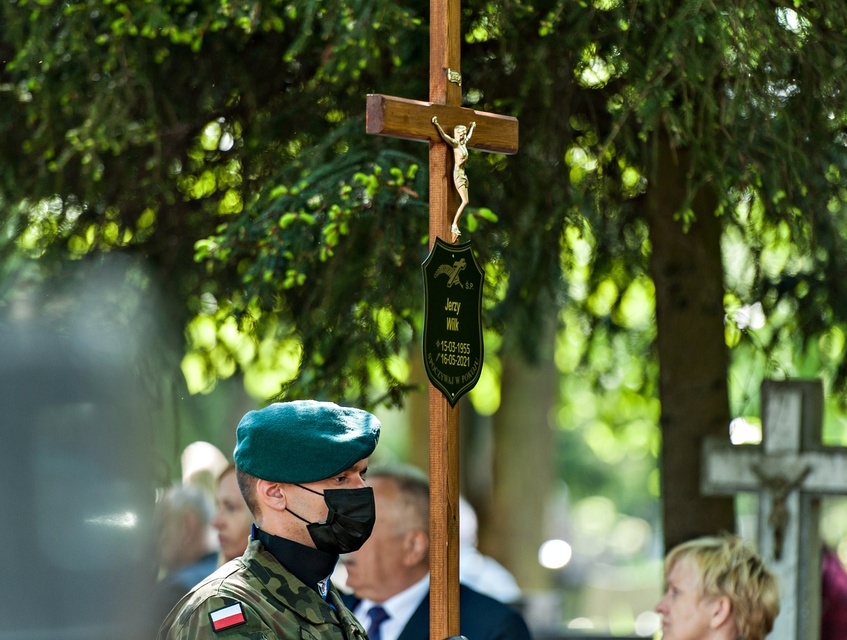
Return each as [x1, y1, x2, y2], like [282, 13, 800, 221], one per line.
[431, 116, 476, 241]
[366, 1, 518, 638]
[751, 461, 812, 561]
[701, 379, 847, 640]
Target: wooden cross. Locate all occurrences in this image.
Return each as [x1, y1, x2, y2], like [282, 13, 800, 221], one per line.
[366, 1, 518, 638]
[701, 379, 847, 640]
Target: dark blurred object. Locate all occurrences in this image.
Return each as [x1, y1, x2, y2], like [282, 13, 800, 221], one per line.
[0, 260, 158, 640]
[821, 549, 847, 640]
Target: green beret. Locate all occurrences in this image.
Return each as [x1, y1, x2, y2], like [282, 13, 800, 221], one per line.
[233, 400, 380, 483]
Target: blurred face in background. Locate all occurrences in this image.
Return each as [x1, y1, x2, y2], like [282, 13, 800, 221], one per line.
[655, 556, 722, 640]
[212, 467, 254, 562]
[342, 475, 429, 603]
[155, 501, 186, 572]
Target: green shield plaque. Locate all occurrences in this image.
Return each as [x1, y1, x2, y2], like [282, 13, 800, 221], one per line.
[421, 238, 484, 406]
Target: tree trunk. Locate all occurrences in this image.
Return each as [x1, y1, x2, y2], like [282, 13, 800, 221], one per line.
[479, 328, 557, 591]
[645, 135, 735, 551]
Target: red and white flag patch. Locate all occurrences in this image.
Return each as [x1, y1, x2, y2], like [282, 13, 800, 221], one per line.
[209, 602, 246, 632]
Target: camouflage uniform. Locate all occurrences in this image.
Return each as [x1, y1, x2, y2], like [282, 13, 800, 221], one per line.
[157, 539, 367, 640]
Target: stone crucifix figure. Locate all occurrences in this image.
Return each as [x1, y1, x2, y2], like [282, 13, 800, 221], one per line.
[432, 116, 476, 241]
[751, 462, 812, 562]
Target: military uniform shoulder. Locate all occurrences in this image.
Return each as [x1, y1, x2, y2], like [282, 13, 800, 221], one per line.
[158, 592, 270, 640]
[158, 540, 369, 640]
[157, 559, 266, 639]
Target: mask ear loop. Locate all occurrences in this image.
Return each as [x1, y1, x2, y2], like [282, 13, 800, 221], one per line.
[294, 483, 325, 497]
[286, 507, 313, 525]
[286, 484, 327, 524]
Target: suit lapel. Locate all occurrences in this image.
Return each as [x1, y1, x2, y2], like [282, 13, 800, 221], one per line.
[397, 593, 430, 640]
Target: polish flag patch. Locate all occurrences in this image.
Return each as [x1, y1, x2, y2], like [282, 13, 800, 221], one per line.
[209, 602, 246, 632]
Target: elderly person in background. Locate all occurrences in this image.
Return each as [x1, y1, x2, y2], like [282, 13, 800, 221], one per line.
[341, 465, 532, 640]
[152, 484, 219, 635]
[655, 534, 779, 640]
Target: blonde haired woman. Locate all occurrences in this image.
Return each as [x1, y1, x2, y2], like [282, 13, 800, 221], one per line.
[655, 534, 779, 640]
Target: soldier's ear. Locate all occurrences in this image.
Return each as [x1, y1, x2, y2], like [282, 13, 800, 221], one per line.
[255, 479, 287, 511]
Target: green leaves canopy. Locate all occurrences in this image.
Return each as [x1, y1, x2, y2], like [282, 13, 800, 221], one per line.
[3, 0, 847, 408]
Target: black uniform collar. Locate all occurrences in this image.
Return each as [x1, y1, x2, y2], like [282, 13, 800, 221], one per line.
[253, 524, 337, 596]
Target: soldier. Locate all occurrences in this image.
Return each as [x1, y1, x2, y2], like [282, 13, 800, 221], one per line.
[157, 400, 380, 640]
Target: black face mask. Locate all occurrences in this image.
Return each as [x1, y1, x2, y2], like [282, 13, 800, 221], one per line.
[287, 485, 376, 554]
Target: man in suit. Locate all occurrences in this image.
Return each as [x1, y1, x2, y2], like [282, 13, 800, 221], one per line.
[340, 465, 532, 640]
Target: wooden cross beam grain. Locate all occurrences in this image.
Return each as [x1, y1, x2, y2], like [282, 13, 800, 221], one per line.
[367, 95, 519, 155]
[366, 1, 518, 639]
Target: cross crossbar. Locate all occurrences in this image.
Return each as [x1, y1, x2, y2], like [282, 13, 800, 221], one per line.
[366, 94, 519, 155]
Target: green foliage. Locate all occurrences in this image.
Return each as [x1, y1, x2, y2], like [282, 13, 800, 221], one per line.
[4, 0, 847, 421]
[0, 0, 433, 406]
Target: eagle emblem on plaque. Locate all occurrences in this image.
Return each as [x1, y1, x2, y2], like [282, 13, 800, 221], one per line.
[421, 238, 484, 406]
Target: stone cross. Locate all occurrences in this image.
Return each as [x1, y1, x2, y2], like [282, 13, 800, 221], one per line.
[701, 379, 847, 639]
[366, 1, 518, 638]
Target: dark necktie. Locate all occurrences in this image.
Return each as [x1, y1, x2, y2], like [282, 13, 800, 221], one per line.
[366, 605, 390, 640]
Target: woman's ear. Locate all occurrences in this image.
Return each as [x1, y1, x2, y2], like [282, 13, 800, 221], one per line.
[256, 479, 287, 512]
[709, 595, 733, 629]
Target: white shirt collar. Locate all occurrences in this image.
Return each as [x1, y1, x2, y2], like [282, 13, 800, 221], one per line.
[354, 574, 430, 640]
